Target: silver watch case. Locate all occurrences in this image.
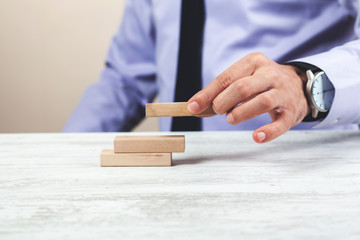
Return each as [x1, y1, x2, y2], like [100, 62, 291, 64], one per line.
[305, 70, 328, 119]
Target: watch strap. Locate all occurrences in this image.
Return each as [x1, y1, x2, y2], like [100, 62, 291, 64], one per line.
[287, 61, 320, 72]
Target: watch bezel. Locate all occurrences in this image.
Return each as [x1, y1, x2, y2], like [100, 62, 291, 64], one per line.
[311, 71, 329, 113]
[305, 70, 326, 118]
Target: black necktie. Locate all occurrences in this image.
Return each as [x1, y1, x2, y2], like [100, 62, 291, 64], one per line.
[171, 0, 205, 131]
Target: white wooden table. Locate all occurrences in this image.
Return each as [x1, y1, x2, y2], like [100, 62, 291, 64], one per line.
[0, 131, 360, 240]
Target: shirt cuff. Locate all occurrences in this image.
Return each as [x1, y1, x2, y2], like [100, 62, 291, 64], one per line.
[289, 49, 360, 128]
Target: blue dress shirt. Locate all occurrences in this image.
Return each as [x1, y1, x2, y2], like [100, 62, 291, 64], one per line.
[64, 0, 360, 132]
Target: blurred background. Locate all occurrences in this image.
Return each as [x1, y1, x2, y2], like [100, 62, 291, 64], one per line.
[0, 0, 158, 133]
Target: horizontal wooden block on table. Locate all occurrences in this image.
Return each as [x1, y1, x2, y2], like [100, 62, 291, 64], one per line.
[145, 102, 216, 117]
[100, 149, 172, 167]
[114, 135, 185, 153]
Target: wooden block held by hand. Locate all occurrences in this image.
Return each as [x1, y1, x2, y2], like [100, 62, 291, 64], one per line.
[101, 149, 171, 167]
[146, 102, 216, 117]
[114, 135, 185, 153]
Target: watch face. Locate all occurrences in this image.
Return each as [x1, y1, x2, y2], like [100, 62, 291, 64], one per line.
[311, 72, 335, 111]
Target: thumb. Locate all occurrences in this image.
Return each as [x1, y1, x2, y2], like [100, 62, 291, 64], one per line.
[187, 90, 214, 114]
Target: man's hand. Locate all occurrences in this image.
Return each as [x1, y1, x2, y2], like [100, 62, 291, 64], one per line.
[187, 52, 310, 143]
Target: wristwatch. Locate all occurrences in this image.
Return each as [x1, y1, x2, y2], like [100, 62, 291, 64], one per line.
[287, 62, 335, 120]
[305, 69, 335, 118]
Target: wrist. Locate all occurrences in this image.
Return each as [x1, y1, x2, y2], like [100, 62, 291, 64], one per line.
[290, 65, 307, 84]
[286, 62, 333, 122]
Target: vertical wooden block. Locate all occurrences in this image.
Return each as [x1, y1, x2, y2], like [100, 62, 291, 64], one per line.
[113, 135, 185, 153]
[100, 149, 172, 167]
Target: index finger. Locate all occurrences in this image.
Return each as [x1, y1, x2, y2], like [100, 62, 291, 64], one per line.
[187, 53, 264, 114]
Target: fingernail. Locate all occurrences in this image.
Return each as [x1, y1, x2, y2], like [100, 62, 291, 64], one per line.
[257, 132, 266, 142]
[226, 113, 234, 124]
[213, 108, 221, 115]
[188, 101, 200, 113]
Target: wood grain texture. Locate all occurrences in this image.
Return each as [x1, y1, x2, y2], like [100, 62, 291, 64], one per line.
[1, 131, 360, 240]
[146, 102, 216, 117]
[114, 135, 185, 153]
[101, 149, 172, 167]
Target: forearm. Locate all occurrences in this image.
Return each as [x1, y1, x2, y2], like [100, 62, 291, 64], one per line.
[293, 39, 360, 128]
[63, 68, 154, 132]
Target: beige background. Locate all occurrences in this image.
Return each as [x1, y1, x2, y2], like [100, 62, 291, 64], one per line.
[0, 0, 158, 133]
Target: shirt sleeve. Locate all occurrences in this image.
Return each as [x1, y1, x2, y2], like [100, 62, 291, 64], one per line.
[291, 0, 360, 128]
[63, 0, 157, 132]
